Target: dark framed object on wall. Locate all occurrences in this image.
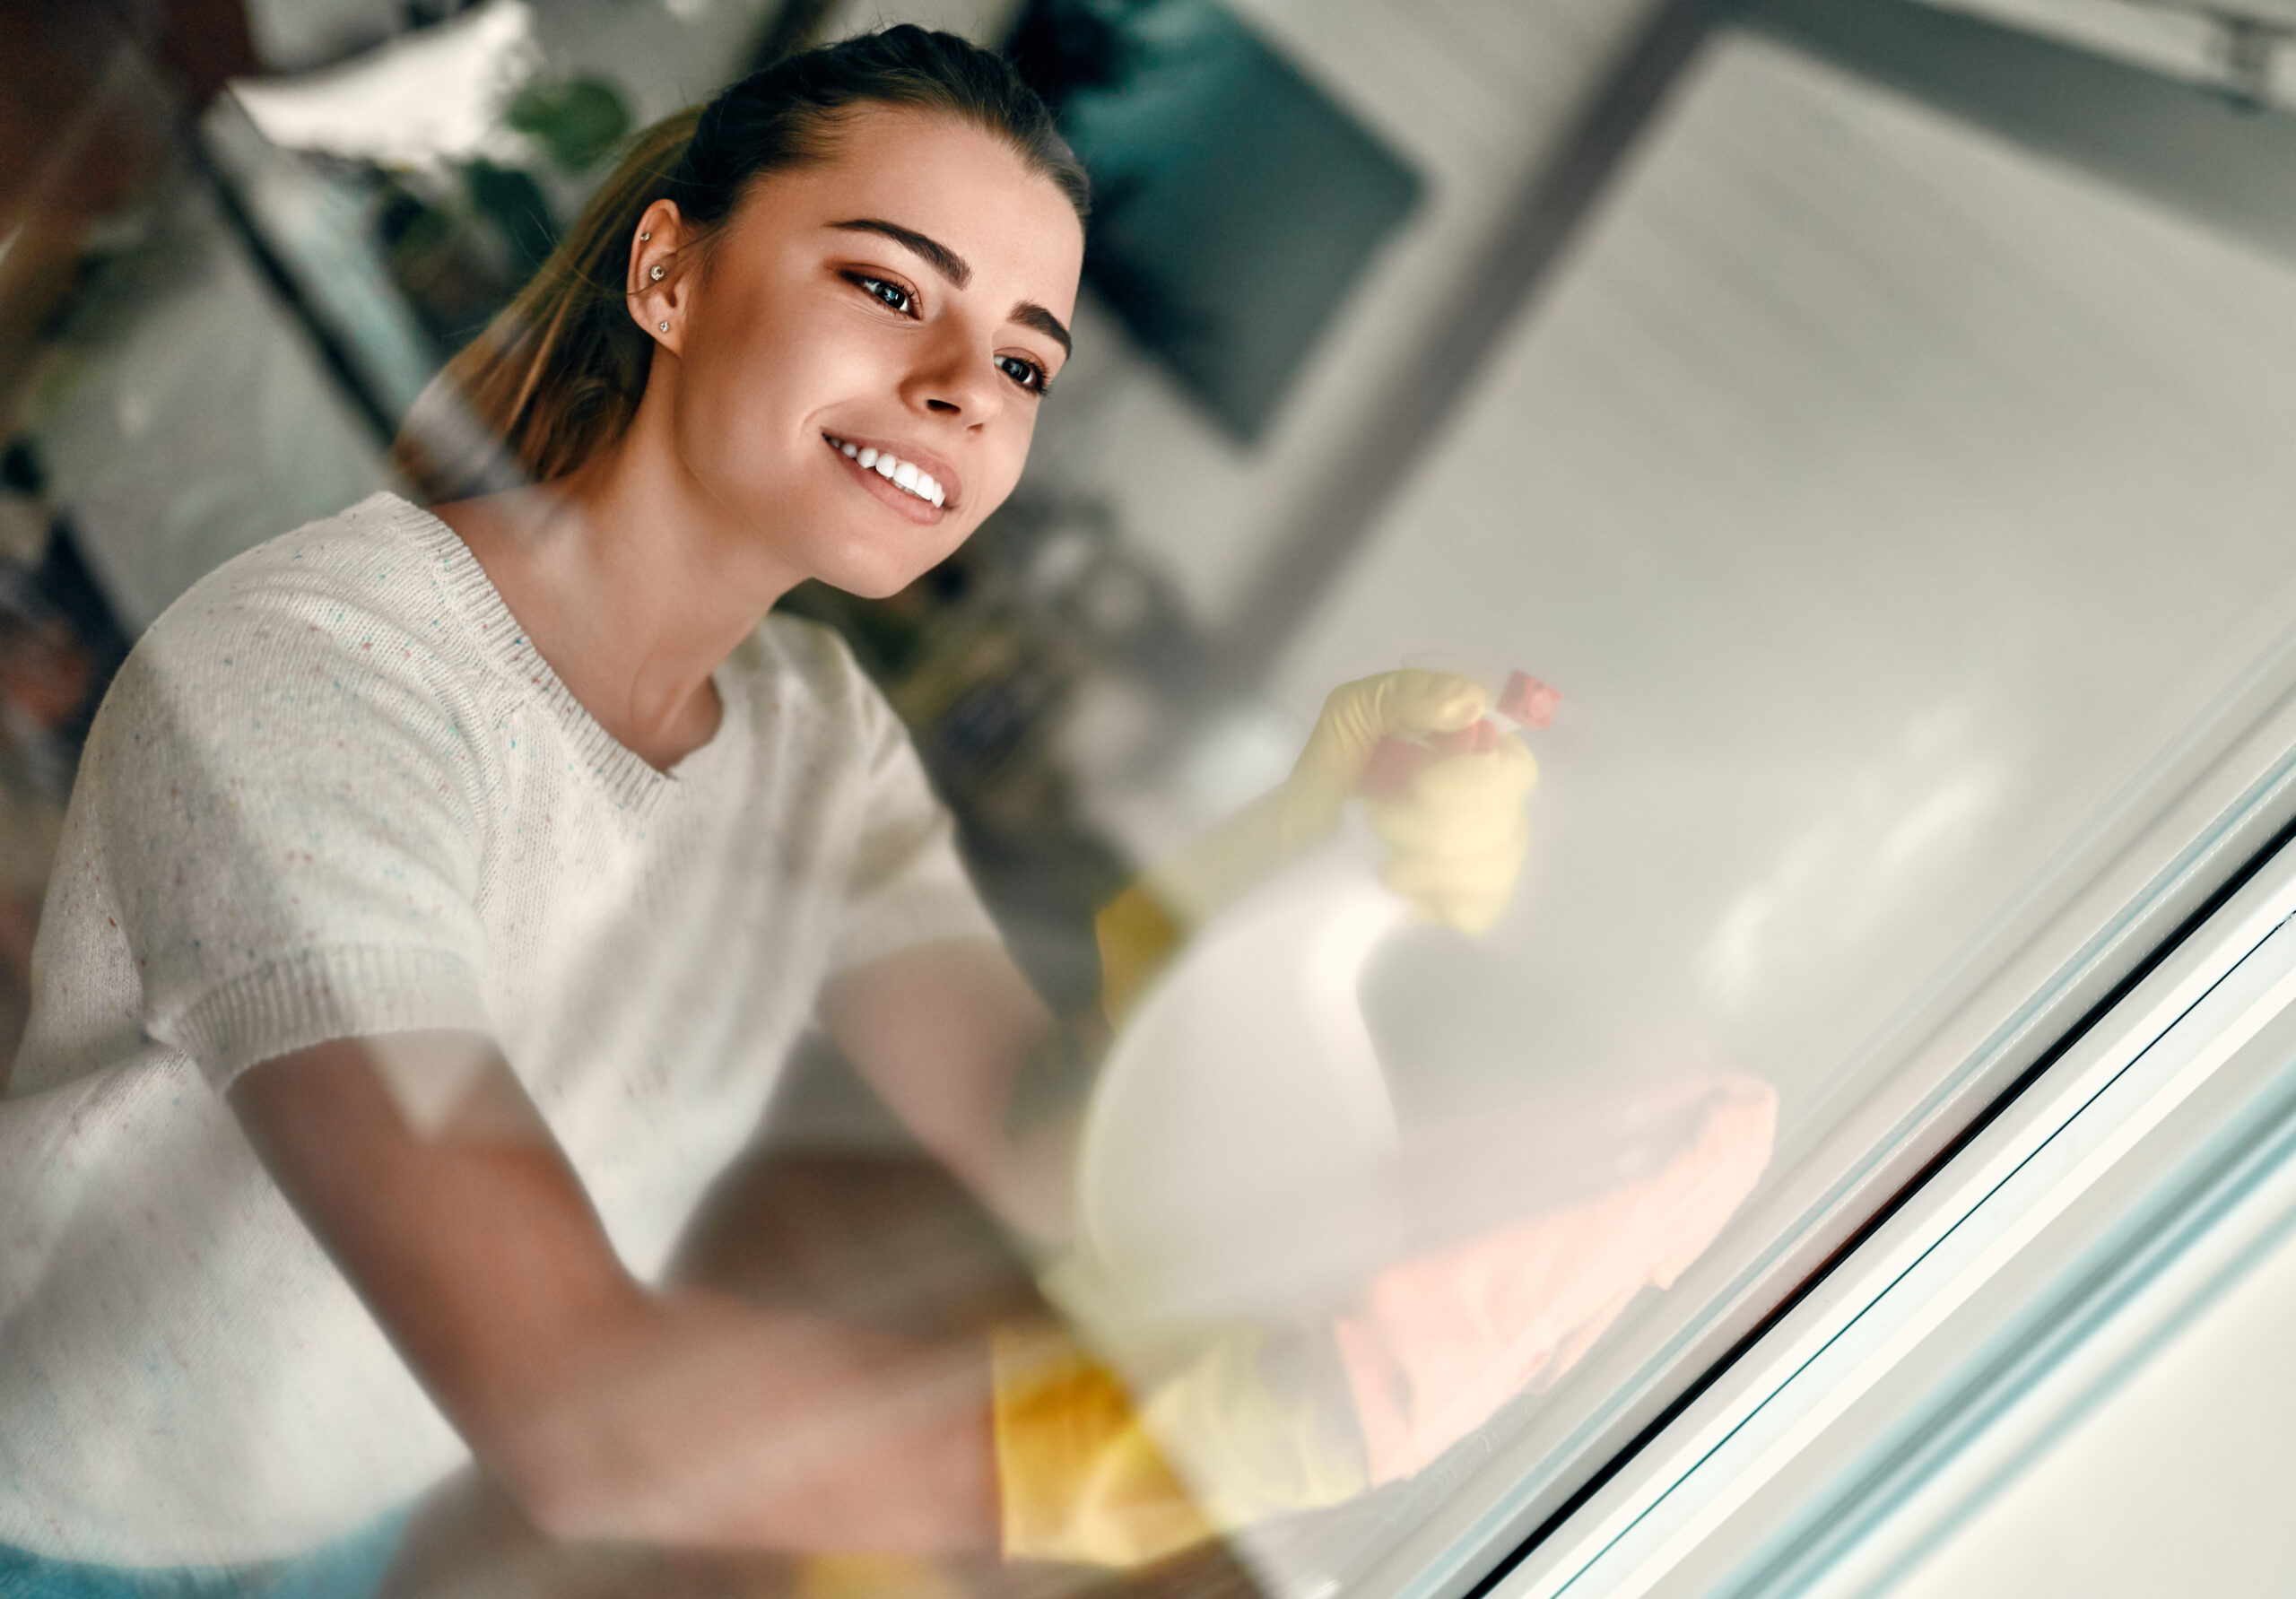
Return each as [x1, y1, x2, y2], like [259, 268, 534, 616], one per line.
[1011, 0, 1425, 443]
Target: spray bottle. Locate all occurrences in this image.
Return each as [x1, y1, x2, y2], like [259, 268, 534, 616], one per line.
[1055, 672, 1564, 1345]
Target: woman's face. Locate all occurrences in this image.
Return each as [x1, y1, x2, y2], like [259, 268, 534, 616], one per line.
[643, 108, 1084, 599]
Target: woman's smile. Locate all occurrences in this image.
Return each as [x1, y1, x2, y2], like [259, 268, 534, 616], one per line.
[823, 430, 961, 524]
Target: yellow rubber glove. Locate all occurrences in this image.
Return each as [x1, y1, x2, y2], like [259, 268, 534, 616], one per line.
[991, 1321, 1368, 1567]
[791, 1553, 965, 1599]
[994, 1080, 1774, 1567]
[1364, 726, 1536, 935]
[1098, 669, 1538, 1024]
[991, 1322, 1209, 1566]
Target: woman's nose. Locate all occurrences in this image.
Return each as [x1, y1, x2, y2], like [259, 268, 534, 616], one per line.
[903, 328, 1004, 422]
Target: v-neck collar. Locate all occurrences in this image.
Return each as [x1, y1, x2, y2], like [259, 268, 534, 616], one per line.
[374, 492, 748, 817]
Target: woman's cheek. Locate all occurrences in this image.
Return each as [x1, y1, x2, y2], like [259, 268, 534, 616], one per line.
[972, 437, 1031, 523]
[679, 371, 788, 501]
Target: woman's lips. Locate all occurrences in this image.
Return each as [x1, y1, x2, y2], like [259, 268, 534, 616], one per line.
[823, 433, 960, 525]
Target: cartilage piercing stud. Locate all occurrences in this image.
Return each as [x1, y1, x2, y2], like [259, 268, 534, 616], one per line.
[650, 265, 665, 281]
[639, 230, 651, 241]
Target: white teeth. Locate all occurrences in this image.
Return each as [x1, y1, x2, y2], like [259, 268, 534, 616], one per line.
[839, 441, 945, 507]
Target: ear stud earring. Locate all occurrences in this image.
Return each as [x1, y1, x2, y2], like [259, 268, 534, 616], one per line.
[649, 265, 665, 281]
[658, 321, 670, 333]
[638, 230, 651, 241]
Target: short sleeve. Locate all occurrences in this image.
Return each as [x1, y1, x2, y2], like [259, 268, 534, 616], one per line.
[826, 681, 999, 975]
[68, 587, 493, 1088]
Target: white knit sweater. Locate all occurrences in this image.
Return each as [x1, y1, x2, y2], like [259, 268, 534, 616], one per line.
[0, 492, 996, 1564]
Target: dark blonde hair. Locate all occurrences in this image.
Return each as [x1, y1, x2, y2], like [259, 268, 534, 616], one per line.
[393, 26, 1087, 500]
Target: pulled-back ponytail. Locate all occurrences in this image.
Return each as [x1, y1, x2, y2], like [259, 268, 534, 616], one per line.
[394, 25, 1086, 501]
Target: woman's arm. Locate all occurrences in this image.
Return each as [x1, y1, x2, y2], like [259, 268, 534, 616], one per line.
[819, 938, 1082, 1250]
[229, 1032, 998, 1552]
[816, 670, 1536, 1250]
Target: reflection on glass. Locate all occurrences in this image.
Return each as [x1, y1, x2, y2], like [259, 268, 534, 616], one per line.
[1217, 25, 2296, 1586]
[4, 4, 2296, 1599]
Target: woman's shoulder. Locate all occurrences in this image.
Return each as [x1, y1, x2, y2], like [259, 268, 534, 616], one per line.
[91, 494, 520, 788]
[152, 492, 439, 625]
[135, 493, 497, 686]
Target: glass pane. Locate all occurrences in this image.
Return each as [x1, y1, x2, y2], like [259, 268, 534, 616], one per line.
[1095, 26, 2296, 1594]
[7, 6, 2296, 1599]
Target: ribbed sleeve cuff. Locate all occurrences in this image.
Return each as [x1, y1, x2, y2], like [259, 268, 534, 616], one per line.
[161, 945, 492, 1091]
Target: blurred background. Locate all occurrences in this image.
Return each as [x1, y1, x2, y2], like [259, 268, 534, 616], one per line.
[12, 0, 2296, 1595]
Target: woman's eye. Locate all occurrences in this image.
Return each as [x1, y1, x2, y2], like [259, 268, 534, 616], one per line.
[996, 353, 1049, 393]
[853, 275, 913, 314]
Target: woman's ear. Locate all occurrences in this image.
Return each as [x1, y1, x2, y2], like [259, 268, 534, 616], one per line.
[628, 198, 695, 352]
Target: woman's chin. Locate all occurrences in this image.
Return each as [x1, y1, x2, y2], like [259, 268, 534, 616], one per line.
[803, 528, 966, 601]
[814, 551, 943, 602]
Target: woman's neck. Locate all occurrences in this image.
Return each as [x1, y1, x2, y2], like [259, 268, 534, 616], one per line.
[435, 421, 803, 772]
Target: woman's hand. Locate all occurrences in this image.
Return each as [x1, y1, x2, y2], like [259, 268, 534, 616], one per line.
[992, 1072, 1777, 1567]
[991, 1319, 1367, 1567]
[1100, 668, 1540, 1021]
[1290, 668, 1542, 932]
[230, 1033, 1000, 1553]
[1358, 709, 1537, 935]
[1279, 668, 1496, 851]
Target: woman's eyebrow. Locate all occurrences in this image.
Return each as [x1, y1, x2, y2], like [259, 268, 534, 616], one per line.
[830, 217, 1073, 356]
[829, 218, 970, 287]
[1013, 301, 1073, 357]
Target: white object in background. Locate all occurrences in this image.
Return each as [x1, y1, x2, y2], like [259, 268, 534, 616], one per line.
[244, 0, 401, 74]
[1065, 827, 1409, 1344]
[229, 0, 538, 168]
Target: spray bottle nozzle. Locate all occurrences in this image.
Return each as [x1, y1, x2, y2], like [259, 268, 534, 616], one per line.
[1498, 670, 1561, 729]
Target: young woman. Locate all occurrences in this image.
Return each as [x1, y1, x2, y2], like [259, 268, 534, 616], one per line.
[0, 24, 1552, 1593]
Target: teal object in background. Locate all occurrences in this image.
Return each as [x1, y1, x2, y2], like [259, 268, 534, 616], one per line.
[0, 1510, 406, 1599]
[1013, 0, 1424, 442]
